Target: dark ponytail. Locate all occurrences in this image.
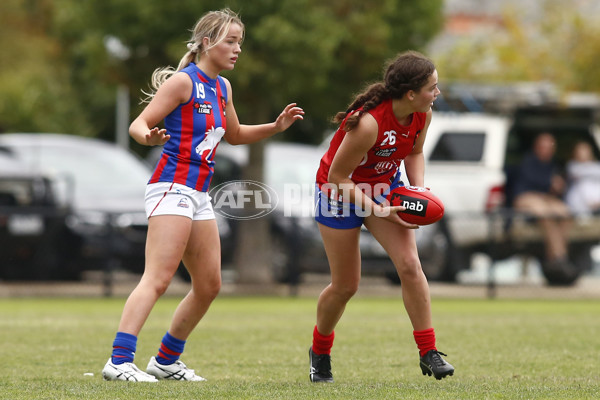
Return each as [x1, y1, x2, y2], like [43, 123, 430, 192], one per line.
[333, 50, 435, 132]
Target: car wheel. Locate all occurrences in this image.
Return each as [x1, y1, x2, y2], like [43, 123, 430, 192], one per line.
[384, 222, 459, 284]
[271, 230, 301, 284]
[417, 222, 459, 282]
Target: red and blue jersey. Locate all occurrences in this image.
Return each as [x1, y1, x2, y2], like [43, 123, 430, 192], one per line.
[149, 63, 228, 192]
[317, 99, 426, 193]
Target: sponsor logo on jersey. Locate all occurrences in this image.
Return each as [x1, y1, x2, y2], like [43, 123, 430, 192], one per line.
[220, 96, 227, 115]
[374, 160, 398, 175]
[374, 147, 397, 157]
[194, 102, 213, 115]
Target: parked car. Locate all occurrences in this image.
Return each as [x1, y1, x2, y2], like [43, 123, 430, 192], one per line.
[0, 153, 80, 280]
[0, 133, 152, 279]
[414, 105, 600, 285]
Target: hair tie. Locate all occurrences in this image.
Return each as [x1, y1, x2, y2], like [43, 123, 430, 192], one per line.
[187, 42, 198, 53]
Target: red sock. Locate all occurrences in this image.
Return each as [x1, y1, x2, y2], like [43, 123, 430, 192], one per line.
[413, 328, 437, 357]
[312, 325, 334, 355]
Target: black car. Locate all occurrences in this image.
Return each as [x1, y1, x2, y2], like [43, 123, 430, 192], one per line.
[0, 133, 151, 279]
[0, 153, 80, 280]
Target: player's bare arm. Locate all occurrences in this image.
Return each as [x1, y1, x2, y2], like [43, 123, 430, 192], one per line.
[329, 114, 417, 229]
[404, 109, 432, 187]
[129, 73, 191, 146]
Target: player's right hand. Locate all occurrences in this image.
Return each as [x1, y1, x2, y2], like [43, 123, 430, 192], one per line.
[376, 205, 419, 229]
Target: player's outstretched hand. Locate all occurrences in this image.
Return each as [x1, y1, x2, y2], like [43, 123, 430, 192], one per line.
[145, 127, 170, 146]
[274, 103, 305, 132]
[376, 205, 420, 229]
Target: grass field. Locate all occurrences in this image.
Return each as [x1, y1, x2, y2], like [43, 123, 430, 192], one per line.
[1, 295, 599, 399]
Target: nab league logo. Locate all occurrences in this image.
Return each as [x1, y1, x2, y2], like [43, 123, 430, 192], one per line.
[374, 147, 397, 157]
[194, 102, 213, 115]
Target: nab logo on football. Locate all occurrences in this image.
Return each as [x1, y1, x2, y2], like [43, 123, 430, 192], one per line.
[210, 180, 278, 220]
[389, 194, 428, 217]
[401, 197, 427, 215]
[386, 185, 444, 225]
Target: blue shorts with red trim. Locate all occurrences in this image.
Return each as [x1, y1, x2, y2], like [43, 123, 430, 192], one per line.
[314, 173, 403, 229]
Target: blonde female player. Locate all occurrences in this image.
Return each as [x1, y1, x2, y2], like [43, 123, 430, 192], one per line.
[309, 51, 454, 382]
[102, 8, 304, 382]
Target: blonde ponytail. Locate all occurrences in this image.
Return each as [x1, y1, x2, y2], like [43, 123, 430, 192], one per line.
[140, 8, 243, 103]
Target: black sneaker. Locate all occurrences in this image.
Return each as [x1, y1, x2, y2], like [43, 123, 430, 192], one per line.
[419, 350, 454, 380]
[309, 347, 334, 383]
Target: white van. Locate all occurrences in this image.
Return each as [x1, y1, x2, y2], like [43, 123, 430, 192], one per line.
[415, 107, 600, 285]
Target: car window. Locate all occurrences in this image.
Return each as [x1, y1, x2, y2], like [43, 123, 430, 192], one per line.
[10, 142, 150, 207]
[429, 132, 485, 162]
[0, 177, 53, 206]
[265, 150, 319, 192]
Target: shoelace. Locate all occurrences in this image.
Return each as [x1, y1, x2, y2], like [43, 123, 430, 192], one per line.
[429, 351, 448, 367]
[174, 360, 196, 375]
[126, 362, 155, 378]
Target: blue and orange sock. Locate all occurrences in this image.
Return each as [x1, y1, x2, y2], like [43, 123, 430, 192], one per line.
[111, 331, 137, 365]
[156, 331, 186, 365]
[413, 327, 437, 357]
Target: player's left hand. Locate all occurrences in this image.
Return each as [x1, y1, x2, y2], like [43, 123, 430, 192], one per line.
[145, 127, 170, 146]
[274, 103, 304, 132]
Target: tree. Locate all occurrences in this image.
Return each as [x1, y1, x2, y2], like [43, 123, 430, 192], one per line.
[221, 0, 443, 284]
[6, 0, 443, 284]
[0, 0, 92, 135]
[434, 1, 600, 93]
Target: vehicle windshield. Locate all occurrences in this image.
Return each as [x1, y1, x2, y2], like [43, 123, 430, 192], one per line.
[265, 147, 320, 192]
[13, 141, 150, 210]
[264, 146, 320, 216]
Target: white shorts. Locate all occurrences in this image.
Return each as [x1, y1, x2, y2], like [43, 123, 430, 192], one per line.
[145, 182, 215, 220]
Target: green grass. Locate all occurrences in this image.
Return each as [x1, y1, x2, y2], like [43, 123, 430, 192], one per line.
[0, 296, 599, 399]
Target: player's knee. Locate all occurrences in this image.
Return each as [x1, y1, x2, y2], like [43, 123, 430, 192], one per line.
[395, 255, 422, 281]
[332, 280, 360, 301]
[192, 274, 221, 301]
[150, 278, 172, 297]
[205, 277, 221, 301]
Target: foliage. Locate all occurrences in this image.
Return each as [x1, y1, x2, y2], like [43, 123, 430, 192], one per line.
[0, 0, 443, 146]
[0, 296, 599, 399]
[434, 1, 600, 93]
[0, 0, 92, 135]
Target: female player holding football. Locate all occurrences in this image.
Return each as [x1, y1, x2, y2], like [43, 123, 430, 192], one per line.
[102, 8, 304, 382]
[309, 51, 454, 382]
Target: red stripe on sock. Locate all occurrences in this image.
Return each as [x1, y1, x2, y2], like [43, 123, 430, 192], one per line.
[159, 343, 181, 357]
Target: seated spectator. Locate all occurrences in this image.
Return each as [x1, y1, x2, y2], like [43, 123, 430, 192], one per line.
[512, 132, 572, 268]
[565, 141, 600, 215]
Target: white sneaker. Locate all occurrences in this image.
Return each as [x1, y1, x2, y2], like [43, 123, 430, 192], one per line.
[102, 358, 158, 382]
[146, 356, 206, 381]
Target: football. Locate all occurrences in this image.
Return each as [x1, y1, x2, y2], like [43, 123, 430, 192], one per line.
[386, 186, 444, 225]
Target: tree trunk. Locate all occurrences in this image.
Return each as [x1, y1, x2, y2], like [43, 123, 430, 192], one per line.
[233, 139, 274, 284]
